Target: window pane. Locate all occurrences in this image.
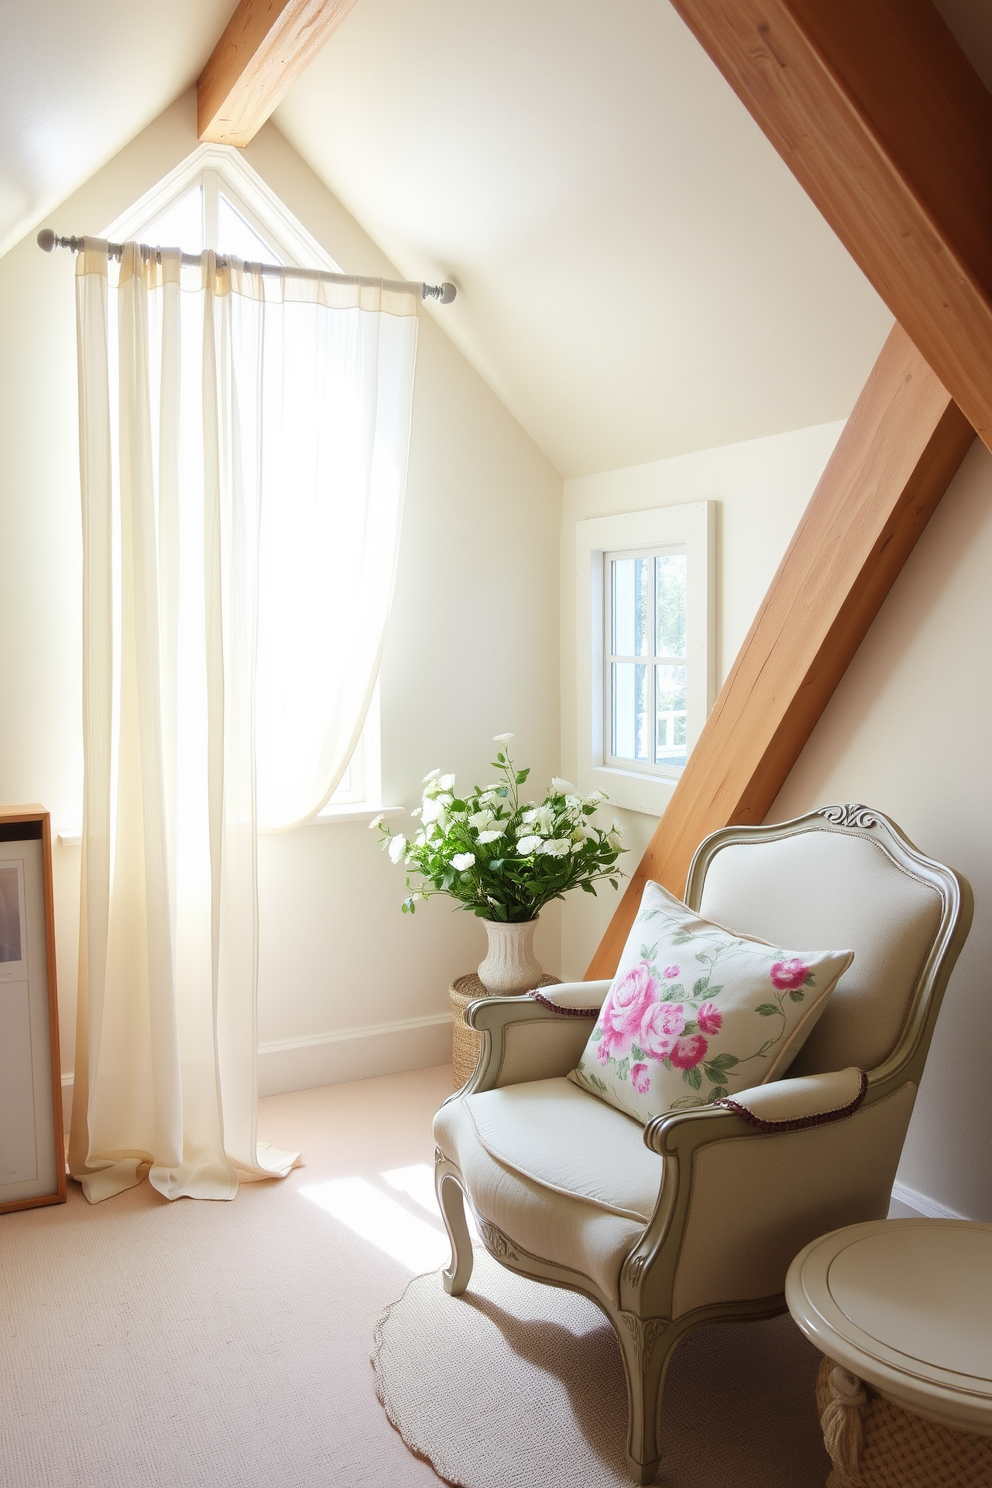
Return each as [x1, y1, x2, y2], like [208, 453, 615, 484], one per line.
[656, 665, 687, 766]
[612, 661, 649, 761]
[217, 193, 282, 264]
[611, 557, 650, 657]
[656, 553, 686, 659]
[139, 184, 203, 252]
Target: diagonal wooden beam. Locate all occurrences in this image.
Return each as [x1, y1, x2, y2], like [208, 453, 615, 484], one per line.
[198, 0, 359, 148]
[666, 0, 992, 452]
[587, 325, 973, 978]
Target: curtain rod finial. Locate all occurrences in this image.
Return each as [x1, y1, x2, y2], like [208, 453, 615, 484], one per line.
[37, 229, 57, 253]
[422, 280, 457, 305]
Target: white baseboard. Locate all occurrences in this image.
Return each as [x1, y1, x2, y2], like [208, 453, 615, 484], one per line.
[257, 1013, 452, 1096]
[889, 1179, 968, 1221]
[59, 1011, 453, 1129]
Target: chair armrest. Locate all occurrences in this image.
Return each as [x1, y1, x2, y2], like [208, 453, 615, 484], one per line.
[713, 1067, 868, 1131]
[460, 982, 610, 1094]
[528, 980, 612, 1012]
[640, 1067, 867, 1153]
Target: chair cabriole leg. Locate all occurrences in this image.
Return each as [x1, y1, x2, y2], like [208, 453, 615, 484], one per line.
[435, 1155, 474, 1296]
[614, 1311, 679, 1485]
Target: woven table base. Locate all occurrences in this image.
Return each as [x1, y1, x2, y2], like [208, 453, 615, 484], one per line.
[449, 972, 560, 1088]
[816, 1355, 992, 1488]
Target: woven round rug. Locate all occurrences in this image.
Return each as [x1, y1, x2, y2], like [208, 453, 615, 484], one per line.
[372, 1250, 832, 1487]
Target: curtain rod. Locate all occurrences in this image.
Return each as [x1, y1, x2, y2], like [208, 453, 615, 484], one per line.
[36, 229, 457, 304]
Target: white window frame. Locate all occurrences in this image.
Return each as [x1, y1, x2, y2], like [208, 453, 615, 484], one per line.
[575, 502, 715, 816]
[604, 544, 690, 775]
[102, 145, 386, 824]
[102, 142, 340, 274]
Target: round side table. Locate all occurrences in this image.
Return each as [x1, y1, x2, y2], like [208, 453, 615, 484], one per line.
[786, 1219, 992, 1487]
[449, 972, 561, 1090]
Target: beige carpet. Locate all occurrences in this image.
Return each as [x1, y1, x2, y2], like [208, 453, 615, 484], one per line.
[0, 1066, 452, 1488]
[1, 1062, 830, 1487]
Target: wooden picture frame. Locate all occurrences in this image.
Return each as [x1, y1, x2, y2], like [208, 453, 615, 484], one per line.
[0, 806, 65, 1213]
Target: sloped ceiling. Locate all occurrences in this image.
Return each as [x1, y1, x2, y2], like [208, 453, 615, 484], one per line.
[0, 0, 231, 260]
[2, 0, 991, 478]
[274, 0, 992, 476]
[275, 0, 898, 477]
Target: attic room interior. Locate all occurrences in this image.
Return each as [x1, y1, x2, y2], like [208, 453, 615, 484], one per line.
[1, 0, 991, 1485]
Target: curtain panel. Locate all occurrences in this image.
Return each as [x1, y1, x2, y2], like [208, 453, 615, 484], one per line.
[68, 241, 418, 1202]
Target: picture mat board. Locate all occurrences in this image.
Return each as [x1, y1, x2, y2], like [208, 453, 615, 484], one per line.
[0, 859, 29, 980]
[0, 835, 60, 1205]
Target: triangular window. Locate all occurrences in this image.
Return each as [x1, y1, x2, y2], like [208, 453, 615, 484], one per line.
[100, 146, 384, 822]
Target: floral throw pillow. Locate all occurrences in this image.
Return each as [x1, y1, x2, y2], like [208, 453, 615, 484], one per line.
[570, 881, 854, 1123]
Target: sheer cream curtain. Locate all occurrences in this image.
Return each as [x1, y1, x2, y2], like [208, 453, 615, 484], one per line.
[69, 241, 418, 1202]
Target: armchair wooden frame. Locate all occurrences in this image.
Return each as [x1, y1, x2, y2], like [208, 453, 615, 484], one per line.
[434, 804, 972, 1483]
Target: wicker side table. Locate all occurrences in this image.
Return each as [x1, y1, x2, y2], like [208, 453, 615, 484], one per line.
[449, 972, 561, 1090]
[787, 1220, 992, 1488]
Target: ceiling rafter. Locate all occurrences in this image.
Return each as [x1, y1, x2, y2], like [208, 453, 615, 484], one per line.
[666, 0, 992, 454]
[587, 325, 974, 977]
[198, 0, 359, 148]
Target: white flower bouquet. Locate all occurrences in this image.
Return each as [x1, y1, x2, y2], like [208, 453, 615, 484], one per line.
[372, 734, 626, 922]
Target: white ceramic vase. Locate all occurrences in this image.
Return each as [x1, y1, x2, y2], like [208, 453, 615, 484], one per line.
[478, 918, 542, 996]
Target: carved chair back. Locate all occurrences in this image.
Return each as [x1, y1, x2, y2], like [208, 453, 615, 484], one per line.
[684, 805, 971, 1086]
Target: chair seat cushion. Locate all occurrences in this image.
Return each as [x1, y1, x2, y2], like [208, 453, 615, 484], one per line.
[465, 1077, 662, 1221]
[434, 1080, 658, 1305]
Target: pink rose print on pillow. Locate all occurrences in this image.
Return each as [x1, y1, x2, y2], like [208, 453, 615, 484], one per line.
[630, 1062, 651, 1095]
[597, 1017, 630, 1061]
[639, 1001, 685, 1061]
[602, 963, 657, 1054]
[663, 965, 680, 980]
[770, 958, 810, 991]
[697, 1001, 722, 1035]
[670, 1033, 708, 1069]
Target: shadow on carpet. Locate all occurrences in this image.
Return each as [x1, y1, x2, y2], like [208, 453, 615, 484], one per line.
[373, 1249, 831, 1487]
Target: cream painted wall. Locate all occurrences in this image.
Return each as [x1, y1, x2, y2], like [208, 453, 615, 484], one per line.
[0, 90, 563, 1093]
[558, 422, 844, 977]
[771, 437, 991, 1223]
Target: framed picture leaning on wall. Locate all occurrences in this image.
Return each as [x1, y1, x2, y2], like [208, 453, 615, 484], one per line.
[0, 806, 64, 1213]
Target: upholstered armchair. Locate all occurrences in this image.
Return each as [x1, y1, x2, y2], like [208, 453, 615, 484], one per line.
[433, 804, 972, 1484]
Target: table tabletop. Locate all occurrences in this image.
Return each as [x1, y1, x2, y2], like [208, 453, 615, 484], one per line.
[786, 1218, 992, 1437]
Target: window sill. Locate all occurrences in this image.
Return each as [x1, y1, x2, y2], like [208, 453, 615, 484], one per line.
[58, 805, 407, 845]
[585, 764, 678, 817]
[310, 804, 406, 827]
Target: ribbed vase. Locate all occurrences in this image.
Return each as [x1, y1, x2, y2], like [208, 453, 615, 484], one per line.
[477, 918, 543, 997]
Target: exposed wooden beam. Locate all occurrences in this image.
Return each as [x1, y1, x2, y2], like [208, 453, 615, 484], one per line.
[666, 0, 992, 453]
[587, 325, 973, 978]
[198, 0, 358, 148]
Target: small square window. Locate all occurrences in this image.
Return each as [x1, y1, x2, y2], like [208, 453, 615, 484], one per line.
[574, 502, 715, 815]
[606, 548, 688, 774]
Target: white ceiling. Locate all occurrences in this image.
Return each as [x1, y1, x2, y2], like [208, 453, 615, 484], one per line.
[0, 0, 231, 260]
[2, 0, 990, 478]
